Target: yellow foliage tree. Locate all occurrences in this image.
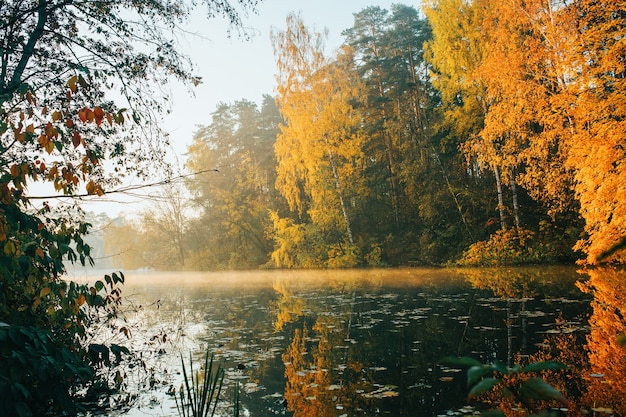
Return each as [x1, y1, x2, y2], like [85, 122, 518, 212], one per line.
[564, 1, 626, 263]
[271, 14, 366, 265]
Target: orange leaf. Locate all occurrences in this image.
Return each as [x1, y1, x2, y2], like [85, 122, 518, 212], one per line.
[25, 124, 35, 134]
[86, 180, 96, 195]
[35, 247, 45, 259]
[72, 131, 81, 148]
[76, 294, 86, 306]
[78, 108, 87, 123]
[65, 118, 74, 128]
[44, 122, 57, 139]
[94, 107, 104, 127]
[39, 286, 50, 297]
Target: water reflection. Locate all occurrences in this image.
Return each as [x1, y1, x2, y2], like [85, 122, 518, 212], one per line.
[95, 267, 626, 416]
[578, 268, 626, 415]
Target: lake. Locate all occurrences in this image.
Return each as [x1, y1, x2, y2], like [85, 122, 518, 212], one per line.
[75, 266, 626, 416]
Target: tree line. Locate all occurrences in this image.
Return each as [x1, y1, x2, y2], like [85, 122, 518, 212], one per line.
[106, 0, 625, 269]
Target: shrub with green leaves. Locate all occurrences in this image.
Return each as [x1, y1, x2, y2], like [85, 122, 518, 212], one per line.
[0, 324, 93, 417]
[442, 356, 569, 416]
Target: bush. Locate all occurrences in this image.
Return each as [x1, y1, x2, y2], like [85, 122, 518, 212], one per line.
[457, 229, 555, 266]
[0, 324, 93, 417]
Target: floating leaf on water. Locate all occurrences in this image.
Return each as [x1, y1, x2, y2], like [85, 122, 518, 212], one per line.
[591, 407, 613, 413]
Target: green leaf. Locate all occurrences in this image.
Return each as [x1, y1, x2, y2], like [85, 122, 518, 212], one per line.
[15, 402, 32, 417]
[490, 360, 509, 375]
[617, 334, 626, 346]
[522, 361, 568, 373]
[440, 356, 482, 367]
[468, 377, 499, 399]
[468, 365, 491, 386]
[94, 280, 104, 292]
[520, 377, 568, 405]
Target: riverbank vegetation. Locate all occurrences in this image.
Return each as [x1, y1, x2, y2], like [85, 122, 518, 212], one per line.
[106, 0, 624, 269]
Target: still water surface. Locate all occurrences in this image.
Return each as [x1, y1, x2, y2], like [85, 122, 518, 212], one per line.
[81, 267, 625, 416]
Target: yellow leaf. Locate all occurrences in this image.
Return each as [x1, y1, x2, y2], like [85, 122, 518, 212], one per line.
[39, 287, 51, 298]
[3, 240, 15, 255]
[66, 75, 78, 92]
[45, 139, 55, 154]
[86, 180, 96, 195]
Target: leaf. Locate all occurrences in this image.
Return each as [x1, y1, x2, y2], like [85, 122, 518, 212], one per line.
[94, 107, 105, 127]
[522, 361, 568, 373]
[520, 377, 568, 405]
[468, 377, 499, 399]
[94, 280, 104, 291]
[72, 131, 81, 148]
[39, 287, 51, 298]
[76, 294, 86, 306]
[85, 180, 96, 195]
[490, 360, 509, 375]
[78, 108, 88, 123]
[468, 365, 491, 386]
[66, 75, 78, 92]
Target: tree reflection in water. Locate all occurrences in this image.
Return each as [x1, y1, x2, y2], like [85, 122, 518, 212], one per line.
[578, 268, 626, 415]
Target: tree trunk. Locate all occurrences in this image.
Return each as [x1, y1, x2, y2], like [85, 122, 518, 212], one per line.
[327, 148, 355, 246]
[494, 165, 506, 230]
[509, 166, 521, 232]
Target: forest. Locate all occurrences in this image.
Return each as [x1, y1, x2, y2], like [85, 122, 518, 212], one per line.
[105, 0, 625, 270]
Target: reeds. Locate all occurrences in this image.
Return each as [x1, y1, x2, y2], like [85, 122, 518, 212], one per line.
[175, 350, 225, 417]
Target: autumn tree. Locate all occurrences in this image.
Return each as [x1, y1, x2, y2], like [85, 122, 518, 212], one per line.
[424, 0, 588, 264]
[185, 97, 283, 269]
[271, 13, 367, 267]
[565, 0, 626, 263]
[342, 5, 479, 263]
[0, 0, 260, 414]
